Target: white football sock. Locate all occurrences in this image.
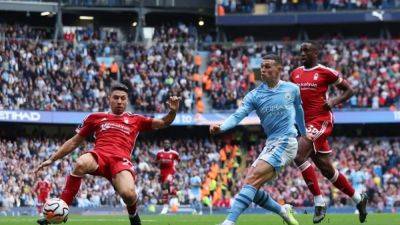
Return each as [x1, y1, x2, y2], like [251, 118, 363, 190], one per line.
[352, 192, 362, 204]
[314, 195, 325, 207]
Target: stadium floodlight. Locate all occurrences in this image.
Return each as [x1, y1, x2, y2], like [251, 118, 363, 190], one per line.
[79, 16, 94, 20]
[132, 22, 137, 27]
[41, 12, 50, 16]
[198, 19, 204, 26]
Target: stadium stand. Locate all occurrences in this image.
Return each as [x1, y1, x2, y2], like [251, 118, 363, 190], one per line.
[1, 135, 399, 210]
[218, 0, 399, 14]
[1, 23, 399, 112]
[204, 40, 400, 110]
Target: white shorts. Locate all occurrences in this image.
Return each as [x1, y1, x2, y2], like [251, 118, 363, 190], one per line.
[189, 189, 201, 201]
[251, 137, 298, 172]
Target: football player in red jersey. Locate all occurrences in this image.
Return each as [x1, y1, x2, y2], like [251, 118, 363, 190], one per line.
[155, 140, 180, 214]
[34, 175, 52, 215]
[35, 83, 180, 225]
[290, 42, 368, 224]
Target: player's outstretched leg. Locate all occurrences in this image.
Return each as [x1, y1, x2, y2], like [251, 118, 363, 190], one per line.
[112, 170, 141, 225]
[221, 160, 295, 225]
[221, 184, 257, 225]
[312, 153, 368, 223]
[295, 138, 326, 224]
[253, 190, 298, 225]
[160, 181, 170, 214]
[37, 153, 97, 225]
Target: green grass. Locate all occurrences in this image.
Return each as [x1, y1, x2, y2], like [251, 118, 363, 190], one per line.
[0, 214, 398, 225]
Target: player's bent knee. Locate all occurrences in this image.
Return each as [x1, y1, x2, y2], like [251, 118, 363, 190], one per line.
[294, 155, 307, 166]
[320, 166, 335, 179]
[120, 190, 137, 205]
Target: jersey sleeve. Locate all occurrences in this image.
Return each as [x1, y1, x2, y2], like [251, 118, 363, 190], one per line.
[174, 152, 180, 162]
[156, 151, 161, 161]
[220, 91, 255, 132]
[136, 115, 153, 132]
[75, 114, 95, 137]
[324, 67, 343, 85]
[293, 86, 307, 136]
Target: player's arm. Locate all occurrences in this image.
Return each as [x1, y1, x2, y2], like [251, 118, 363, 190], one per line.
[294, 87, 307, 137]
[325, 78, 354, 110]
[210, 93, 254, 134]
[35, 134, 86, 173]
[151, 96, 181, 130]
[155, 151, 161, 167]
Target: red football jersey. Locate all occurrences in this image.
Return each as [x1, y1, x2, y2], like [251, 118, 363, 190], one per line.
[290, 64, 343, 122]
[76, 112, 153, 159]
[156, 149, 180, 173]
[35, 181, 51, 196]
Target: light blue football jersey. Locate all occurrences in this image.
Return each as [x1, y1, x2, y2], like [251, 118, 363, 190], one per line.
[221, 80, 306, 139]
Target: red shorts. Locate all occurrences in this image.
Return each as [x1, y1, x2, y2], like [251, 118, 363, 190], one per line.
[160, 171, 175, 183]
[306, 116, 333, 154]
[86, 151, 136, 181]
[38, 194, 48, 203]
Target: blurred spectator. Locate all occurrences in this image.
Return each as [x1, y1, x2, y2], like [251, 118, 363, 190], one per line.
[218, 0, 393, 14]
[1, 135, 399, 209]
[205, 39, 400, 110]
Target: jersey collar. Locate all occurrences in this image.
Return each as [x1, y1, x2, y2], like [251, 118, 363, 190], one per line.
[264, 80, 282, 90]
[108, 111, 127, 117]
[301, 64, 321, 71]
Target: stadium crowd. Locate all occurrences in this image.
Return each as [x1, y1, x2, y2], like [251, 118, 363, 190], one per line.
[1, 23, 399, 113]
[1, 23, 400, 113]
[205, 39, 400, 110]
[217, 0, 399, 14]
[0, 23, 199, 113]
[0, 134, 399, 211]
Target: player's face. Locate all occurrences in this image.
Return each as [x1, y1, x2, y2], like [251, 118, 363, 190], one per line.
[164, 140, 171, 150]
[300, 43, 317, 66]
[260, 59, 281, 82]
[109, 90, 128, 115]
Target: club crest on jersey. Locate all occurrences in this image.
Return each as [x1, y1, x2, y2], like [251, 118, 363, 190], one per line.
[284, 92, 292, 101]
[295, 74, 300, 79]
[313, 73, 319, 80]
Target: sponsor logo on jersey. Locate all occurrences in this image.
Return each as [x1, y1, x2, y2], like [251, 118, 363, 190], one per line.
[284, 92, 293, 101]
[297, 82, 318, 89]
[100, 122, 131, 134]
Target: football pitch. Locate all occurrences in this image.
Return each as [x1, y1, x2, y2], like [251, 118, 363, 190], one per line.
[0, 214, 398, 225]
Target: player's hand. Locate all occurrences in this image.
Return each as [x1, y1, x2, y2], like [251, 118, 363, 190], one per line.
[323, 99, 335, 110]
[35, 159, 54, 174]
[167, 96, 181, 112]
[302, 134, 313, 141]
[209, 124, 221, 135]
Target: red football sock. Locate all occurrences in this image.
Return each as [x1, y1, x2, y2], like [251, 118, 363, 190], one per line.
[37, 204, 43, 214]
[298, 161, 322, 196]
[330, 170, 355, 197]
[60, 174, 82, 205]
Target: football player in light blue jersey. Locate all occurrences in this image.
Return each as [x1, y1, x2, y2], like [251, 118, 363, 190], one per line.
[210, 54, 308, 225]
[189, 170, 203, 215]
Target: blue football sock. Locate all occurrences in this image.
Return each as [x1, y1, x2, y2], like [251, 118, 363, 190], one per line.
[253, 189, 283, 215]
[226, 184, 257, 222]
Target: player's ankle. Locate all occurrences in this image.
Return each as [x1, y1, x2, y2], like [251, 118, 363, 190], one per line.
[314, 195, 325, 206]
[352, 192, 362, 204]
